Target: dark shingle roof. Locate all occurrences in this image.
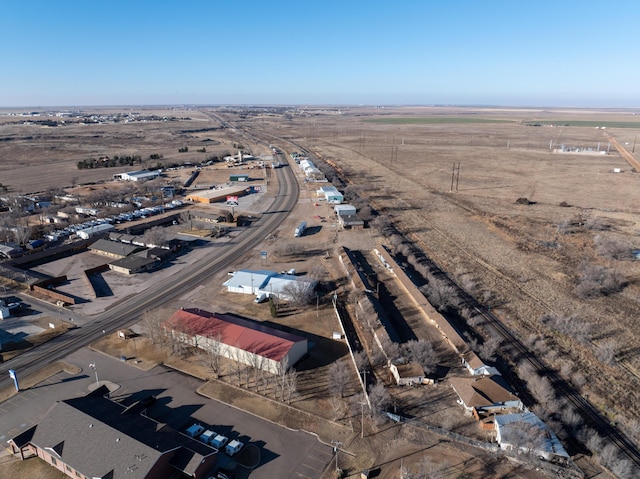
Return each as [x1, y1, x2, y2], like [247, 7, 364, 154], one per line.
[20, 387, 214, 479]
[89, 238, 143, 257]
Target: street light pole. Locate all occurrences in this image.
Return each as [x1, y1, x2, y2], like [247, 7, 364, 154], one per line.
[132, 337, 138, 362]
[89, 363, 99, 387]
[331, 440, 342, 472]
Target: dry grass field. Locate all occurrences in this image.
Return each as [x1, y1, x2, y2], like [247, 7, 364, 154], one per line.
[241, 105, 640, 451]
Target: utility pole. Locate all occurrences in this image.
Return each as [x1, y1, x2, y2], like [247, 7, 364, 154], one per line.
[360, 369, 368, 390]
[359, 401, 367, 438]
[450, 162, 456, 192]
[450, 162, 460, 192]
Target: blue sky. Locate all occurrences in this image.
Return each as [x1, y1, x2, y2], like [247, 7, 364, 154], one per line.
[2, 1, 639, 107]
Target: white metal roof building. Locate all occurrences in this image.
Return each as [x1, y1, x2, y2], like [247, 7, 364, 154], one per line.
[494, 412, 569, 460]
[334, 204, 356, 216]
[316, 185, 339, 196]
[223, 270, 316, 300]
[76, 223, 115, 239]
[114, 170, 161, 182]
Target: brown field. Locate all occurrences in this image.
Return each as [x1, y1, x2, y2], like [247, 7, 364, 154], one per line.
[244, 105, 640, 444]
[2, 105, 640, 477]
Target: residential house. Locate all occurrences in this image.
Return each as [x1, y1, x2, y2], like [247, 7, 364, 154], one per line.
[450, 375, 522, 415]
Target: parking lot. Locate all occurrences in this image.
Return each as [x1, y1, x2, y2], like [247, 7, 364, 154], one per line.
[0, 348, 332, 479]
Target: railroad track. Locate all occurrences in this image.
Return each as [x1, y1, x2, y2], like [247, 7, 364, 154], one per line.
[295, 136, 640, 471]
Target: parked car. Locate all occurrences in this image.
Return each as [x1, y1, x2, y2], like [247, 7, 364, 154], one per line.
[225, 439, 244, 456]
[254, 292, 268, 303]
[199, 429, 216, 444]
[210, 434, 228, 449]
[185, 423, 205, 438]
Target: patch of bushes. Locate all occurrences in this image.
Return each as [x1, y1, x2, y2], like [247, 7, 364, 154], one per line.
[574, 263, 624, 299]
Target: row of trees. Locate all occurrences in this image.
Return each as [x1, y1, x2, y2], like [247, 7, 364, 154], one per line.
[143, 311, 299, 403]
[77, 154, 142, 169]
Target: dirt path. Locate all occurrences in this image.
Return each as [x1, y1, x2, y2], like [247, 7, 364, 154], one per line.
[606, 134, 640, 171]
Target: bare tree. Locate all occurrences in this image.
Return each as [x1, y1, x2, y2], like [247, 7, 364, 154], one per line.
[378, 336, 401, 363]
[527, 374, 556, 406]
[575, 263, 624, 299]
[229, 348, 243, 387]
[420, 281, 457, 312]
[329, 394, 346, 420]
[284, 369, 298, 404]
[142, 309, 159, 346]
[328, 359, 350, 398]
[274, 240, 304, 257]
[353, 350, 368, 373]
[282, 281, 316, 306]
[595, 338, 618, 365]
[308, 264, 327, 281]
[180, 210, 192, 230]
[594, 236, 634, 261]
[540, 313, 592, 344]
[370, 214, 393, 236]
[404, 339, 437, 374]
[276, 357, 290, 401]
[142, 226, 168, 247]
[367, 382, 390, 424]
[405, 457, 441, 479]
[205, 333, 224, 378]
[478, 336, 501, 362]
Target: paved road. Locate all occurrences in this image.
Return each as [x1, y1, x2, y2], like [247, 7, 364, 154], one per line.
[0, 348, 332, 479]
[0, 117, 300, 393]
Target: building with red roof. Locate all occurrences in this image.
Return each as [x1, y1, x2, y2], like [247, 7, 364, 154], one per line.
[163, 308, 308, 374]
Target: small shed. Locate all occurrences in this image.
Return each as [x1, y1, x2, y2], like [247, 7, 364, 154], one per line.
[389, 362, 425, 386]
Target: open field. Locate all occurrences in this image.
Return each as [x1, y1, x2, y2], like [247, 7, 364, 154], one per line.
[0, 107, 272, 194]
[234, 105, 640, 471]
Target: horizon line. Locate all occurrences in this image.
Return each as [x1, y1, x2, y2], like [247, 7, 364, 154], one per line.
[1, 103, 640, 111]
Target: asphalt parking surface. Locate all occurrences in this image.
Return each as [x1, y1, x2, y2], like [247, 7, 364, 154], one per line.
[0, 348, 331, 479]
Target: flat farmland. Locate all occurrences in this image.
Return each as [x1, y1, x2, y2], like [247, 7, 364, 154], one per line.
[0, 107, 270, 194]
